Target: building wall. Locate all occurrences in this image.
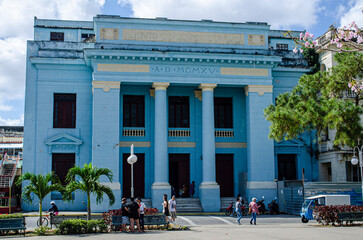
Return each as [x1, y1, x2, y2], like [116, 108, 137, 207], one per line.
[23, 15, 315, 212]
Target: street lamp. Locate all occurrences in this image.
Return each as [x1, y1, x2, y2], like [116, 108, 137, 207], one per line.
[127, 144, 137, 198]
[350, 146, 363, 202]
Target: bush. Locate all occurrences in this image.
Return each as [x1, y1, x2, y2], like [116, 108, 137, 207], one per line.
[144, 208, 159, 215]
[314, 205, 363, 225]
[0, 213, 22, 219]
[55, 219, 108, 235]
[34, 226, 50, 236]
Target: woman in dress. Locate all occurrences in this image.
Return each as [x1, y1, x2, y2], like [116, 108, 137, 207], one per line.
[162, 194, 170, 223]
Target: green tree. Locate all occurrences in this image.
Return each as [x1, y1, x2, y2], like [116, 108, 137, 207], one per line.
[65, 163, 115, 220]
[265, 52, 363, 147]
[16, 172, 64, 226]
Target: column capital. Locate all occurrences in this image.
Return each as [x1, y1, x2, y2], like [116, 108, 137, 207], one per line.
[152, 82, 170, 91]
[199, 83, 217, 92]
[92, 81, 121, 92]
[244, 85, 273, 96]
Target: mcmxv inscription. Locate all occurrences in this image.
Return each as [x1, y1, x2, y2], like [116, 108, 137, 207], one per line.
[150, 65, 219, 75]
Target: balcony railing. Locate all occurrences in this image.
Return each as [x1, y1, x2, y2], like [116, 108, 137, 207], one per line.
[169, 129, 190, 137]
[215, 130, 234, 138]
[122, 128, 145, 137]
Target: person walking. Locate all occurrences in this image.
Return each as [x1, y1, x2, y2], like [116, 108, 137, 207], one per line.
[162, 194, 170, 223]
[249, 197, 259, 225]
[121, 198, 129, 233]
[128, 197, 142, 233]
[136, 197, 146, 232]
[169, 195, 177, 223]
[236, 197, 243, 225]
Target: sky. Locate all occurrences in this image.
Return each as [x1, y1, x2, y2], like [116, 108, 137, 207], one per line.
[0, 0, 362, 126]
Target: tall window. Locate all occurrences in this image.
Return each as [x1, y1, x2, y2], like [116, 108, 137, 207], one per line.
[214, 97, 233, 128]
[169, 96, 190, 128]
[53, 93, 76, 128]
[277, 154, 297, 180]
[52, 153, 75, 185]
[50, 32, 64, 41]
[123, 95, 145, 127]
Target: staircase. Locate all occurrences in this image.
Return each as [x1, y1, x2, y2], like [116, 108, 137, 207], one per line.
[0, 163, 16, 188]
[221, 197, 236, 211]
[175, 198, 203, 212]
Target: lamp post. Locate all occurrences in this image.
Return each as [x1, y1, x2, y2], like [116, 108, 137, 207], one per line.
[350, 146, 363, 202]
[127, 144, 137, 198]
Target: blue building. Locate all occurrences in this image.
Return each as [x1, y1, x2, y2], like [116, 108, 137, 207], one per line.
[23, 15, 318, 212]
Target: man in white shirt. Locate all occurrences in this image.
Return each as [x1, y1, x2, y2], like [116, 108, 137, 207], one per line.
[169, 195, 177, 222]
[136, 197, 146, 232]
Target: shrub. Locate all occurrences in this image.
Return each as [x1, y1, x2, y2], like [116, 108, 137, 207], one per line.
[56, 219, 108, 235]
[0, 213, 22, 219]
[34, 226, 50, 236]
[144, 208, 159, 215]
[314, 205, 363, 225]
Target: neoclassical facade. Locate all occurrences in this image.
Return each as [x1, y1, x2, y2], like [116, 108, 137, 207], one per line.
[23, 15, 317, 212]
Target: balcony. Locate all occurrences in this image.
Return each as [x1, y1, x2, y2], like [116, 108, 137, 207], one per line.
[122, 128, 145, 137]
[215, 130, 234, 138]
[169, 129, 190, 137]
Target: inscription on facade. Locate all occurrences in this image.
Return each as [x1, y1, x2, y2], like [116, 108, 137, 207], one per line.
[248, 34, 265, 46]
[150, 65, 219, 75]
[123, 29, 245, 45]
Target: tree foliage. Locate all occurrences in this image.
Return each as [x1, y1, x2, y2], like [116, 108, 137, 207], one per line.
[64, 163, 115, 220]
[16, 172, 64, 226]
[265, 52, 363, 147]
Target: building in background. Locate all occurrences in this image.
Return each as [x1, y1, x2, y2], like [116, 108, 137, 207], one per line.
[23, 15, 317, 212]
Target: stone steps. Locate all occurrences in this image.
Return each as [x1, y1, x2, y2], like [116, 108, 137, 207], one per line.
[175, 198, 203, 212]
[220, 197, 236, 210]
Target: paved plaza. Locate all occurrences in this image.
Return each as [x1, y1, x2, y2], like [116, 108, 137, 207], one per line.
[3, 214, 363, 240]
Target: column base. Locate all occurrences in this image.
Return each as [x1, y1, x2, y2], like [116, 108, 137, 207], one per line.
[199, 181, 220, 212]
[151, 182, 171, 211]
[91, 182, 121, 212]
[247, 181, 277, 203]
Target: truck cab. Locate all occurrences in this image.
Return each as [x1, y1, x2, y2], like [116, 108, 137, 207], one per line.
[300, 195, 351, 223]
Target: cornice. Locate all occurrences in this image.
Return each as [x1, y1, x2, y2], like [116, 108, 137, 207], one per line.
[244, 85, 273, 96]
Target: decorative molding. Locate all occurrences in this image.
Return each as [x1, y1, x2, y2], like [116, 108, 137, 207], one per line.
[97, 64, 149, 73]
[122, 29, 245, 45]
[194, 89, 202, 101]
[119, 141, 151, 148]
[221, 67, 268, 76]
[215, 142, 246, 148]
[149, 89, 155, 98]
[168, 142, 196, 148]
[152, 82, 170, 91]
[199, 181, 220, 189]
[92, 81, 121, 92]
[44, 133, 83, 155]
[152, 182, 171, 189]
[247, 181, 276, 189]
[248, 34, 265, 46]
[199, 83, 217, 92]
[244, 85, 273, 96]
[100, 28, 119, 40]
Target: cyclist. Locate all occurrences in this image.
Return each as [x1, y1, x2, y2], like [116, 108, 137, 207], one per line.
[47, 201, 59, 216]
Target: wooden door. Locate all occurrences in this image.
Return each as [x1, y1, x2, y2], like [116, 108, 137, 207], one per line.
[216, 154, 234, 197]
[122, 153, 145, 198]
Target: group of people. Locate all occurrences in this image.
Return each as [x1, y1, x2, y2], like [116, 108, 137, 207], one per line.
[171, 181, 195, 198]
[162, 194, 177, 223]
[236, 197, 259, 225]
[120, 197, 146, 233]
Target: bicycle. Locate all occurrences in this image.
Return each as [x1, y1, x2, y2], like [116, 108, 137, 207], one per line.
[37, 213, 52, 227]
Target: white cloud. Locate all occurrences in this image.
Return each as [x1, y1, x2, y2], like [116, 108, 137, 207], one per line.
[339, 0, 363, 27]
[0, 114, 24, 126]
[0, 0, 105, 123]
[120, 0, 321, 29]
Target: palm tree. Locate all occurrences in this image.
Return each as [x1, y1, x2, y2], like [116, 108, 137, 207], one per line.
[65, 163, 115, 220]
[16, 172, 64, 226]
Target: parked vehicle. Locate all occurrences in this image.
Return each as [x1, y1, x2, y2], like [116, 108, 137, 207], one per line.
[268, 199, 279, 215]
[225, 202, 248, 216]
[300, 195, 351, 223]
[257, 199, 266, 214]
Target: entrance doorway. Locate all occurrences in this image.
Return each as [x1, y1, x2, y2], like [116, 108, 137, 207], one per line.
[122, 153, 145, 198]
[277, 154, 297, 180]
[216, 154, 234, 197]
[169, 154, 190, 198]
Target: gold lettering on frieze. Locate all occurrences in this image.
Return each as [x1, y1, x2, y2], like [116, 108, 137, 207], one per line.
[97, 64, 150, 73]
[123, 29, 245, 45]
[100, 28, 119, 40]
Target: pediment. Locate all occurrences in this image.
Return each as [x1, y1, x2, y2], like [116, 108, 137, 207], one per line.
[275, 139, 303, 147]
[45, 133, 83, 146]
